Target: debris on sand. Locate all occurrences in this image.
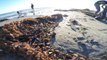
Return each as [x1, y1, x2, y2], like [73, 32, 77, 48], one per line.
[0, 14, 90, 60]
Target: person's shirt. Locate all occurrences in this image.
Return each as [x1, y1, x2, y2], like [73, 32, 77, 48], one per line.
[95, 0, 107, 5]
[99, 0, 107, 6]
[98, 0, 107, 1]
[31, 4, 34, 9]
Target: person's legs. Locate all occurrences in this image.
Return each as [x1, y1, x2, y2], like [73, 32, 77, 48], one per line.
[101, 6, 107, 19]
[32, 9, 35, 15]
[94, 2, 100, 16]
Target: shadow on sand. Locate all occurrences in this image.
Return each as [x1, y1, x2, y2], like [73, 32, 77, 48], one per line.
[97, 19, 107, 24]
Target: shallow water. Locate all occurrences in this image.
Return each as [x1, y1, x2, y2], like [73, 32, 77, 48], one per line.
[0, 7, 59, 20]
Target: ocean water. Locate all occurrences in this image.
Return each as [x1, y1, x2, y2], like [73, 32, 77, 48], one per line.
[0, 7, 69, 26]
[0, 7, 60, 20]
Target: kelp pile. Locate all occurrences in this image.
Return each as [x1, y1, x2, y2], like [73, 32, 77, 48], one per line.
[0, 41, 89, 60]
[0, 14, 90, 60]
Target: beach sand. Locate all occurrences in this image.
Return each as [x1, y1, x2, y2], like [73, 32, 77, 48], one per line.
[0, 9, 107, 59]
[53, 11, 107, 58]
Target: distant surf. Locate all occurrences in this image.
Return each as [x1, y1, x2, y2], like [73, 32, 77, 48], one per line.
[0, 7, 57, 20]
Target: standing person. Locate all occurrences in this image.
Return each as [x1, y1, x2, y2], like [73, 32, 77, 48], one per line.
[17, 11, 20, 18]
[31, 3, 35, 15]
[94, 0, 107, 20]
[31, 3, 34, 9]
